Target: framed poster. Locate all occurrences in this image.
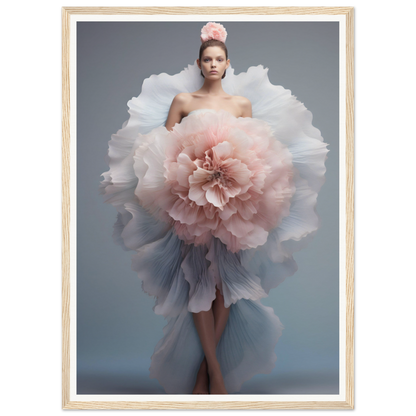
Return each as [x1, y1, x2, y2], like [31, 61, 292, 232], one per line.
[62, 6, 354, 410]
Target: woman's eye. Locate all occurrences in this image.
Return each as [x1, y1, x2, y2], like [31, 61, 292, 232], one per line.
[203, 58, 224, 62]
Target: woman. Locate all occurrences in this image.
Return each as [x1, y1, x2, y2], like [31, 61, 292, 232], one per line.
[100, 22, 328, 395]
[166, 34, 251, 395]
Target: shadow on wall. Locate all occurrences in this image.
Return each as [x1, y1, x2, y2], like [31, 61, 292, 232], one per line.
[77, 369, 339, 395]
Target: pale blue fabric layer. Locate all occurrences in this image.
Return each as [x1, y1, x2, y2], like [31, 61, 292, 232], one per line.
[129, 230, 283, 394]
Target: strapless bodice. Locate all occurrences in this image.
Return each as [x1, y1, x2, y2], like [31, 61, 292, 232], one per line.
[185, 108, 246, 120]
[187, 108, 219, 117]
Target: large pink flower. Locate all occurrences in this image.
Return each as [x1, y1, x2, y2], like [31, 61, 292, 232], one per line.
[133, 110, 295, 252]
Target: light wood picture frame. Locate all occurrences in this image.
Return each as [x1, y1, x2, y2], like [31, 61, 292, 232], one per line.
[62, 6, 354, 410]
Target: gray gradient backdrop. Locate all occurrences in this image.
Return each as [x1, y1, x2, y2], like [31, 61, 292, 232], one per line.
[76, 21, 339, 395]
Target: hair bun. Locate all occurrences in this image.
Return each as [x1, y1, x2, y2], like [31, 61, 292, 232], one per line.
[200, 22, 227, 43]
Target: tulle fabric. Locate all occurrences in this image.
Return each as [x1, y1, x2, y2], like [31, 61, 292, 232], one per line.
[135, 230, 284, 393]
[100, 61, 328, 393]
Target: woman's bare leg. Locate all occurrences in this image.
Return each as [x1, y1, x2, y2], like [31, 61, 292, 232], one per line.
[192, 287, 230, 394]
[192, 356, 210, 394]
[212, 287, 230, 345]
[208, 287, 230, 394]
[192, 309, 218, 393]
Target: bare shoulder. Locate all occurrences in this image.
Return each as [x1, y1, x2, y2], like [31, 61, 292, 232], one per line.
[234, 95, 252, 117]
[169, 92, 193, 118]
[171, 92, 192, 108]
[166, 93, 192, 131]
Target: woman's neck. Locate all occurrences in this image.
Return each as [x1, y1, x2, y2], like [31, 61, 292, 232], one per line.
[199, 80, 226, 96]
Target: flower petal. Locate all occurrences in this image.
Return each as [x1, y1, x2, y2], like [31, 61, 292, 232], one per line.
[212, 141, 234, 162]
[206, 185, 227, 209]
[188, 185, 208, 206]
[218, 203, 238, 221]
[189, 167, 212, 185]
[223, 214, 255, 238]
[222, 158, 252, 186]
[176, 153, 196, 187]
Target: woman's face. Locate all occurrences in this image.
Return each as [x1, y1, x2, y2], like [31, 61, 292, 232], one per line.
[198, 46, 230, 79]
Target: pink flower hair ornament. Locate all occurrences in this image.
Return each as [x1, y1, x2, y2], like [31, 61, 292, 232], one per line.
[200, 22, 227, 43]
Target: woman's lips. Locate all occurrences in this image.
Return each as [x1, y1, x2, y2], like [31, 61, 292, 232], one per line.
[210, 71, 218, 73]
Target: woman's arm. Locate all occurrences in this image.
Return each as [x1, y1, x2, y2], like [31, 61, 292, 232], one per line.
[239, 96, 252, 118]
[165, 93, 189, 131]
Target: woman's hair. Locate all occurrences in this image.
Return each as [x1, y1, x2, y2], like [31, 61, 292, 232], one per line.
[199, 39, 228, 79]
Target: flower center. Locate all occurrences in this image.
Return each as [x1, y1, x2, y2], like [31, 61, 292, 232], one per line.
[208, 166, 231, 188]
[210, 169, 222, 180]
[201, 149, 231, 187]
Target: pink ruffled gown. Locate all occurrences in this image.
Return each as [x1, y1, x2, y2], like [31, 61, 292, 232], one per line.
[100, 61, 329, 394]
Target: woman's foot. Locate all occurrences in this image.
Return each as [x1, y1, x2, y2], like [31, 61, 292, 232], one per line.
[192, 359, 209, 394]
[208, 362, 228, 394]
